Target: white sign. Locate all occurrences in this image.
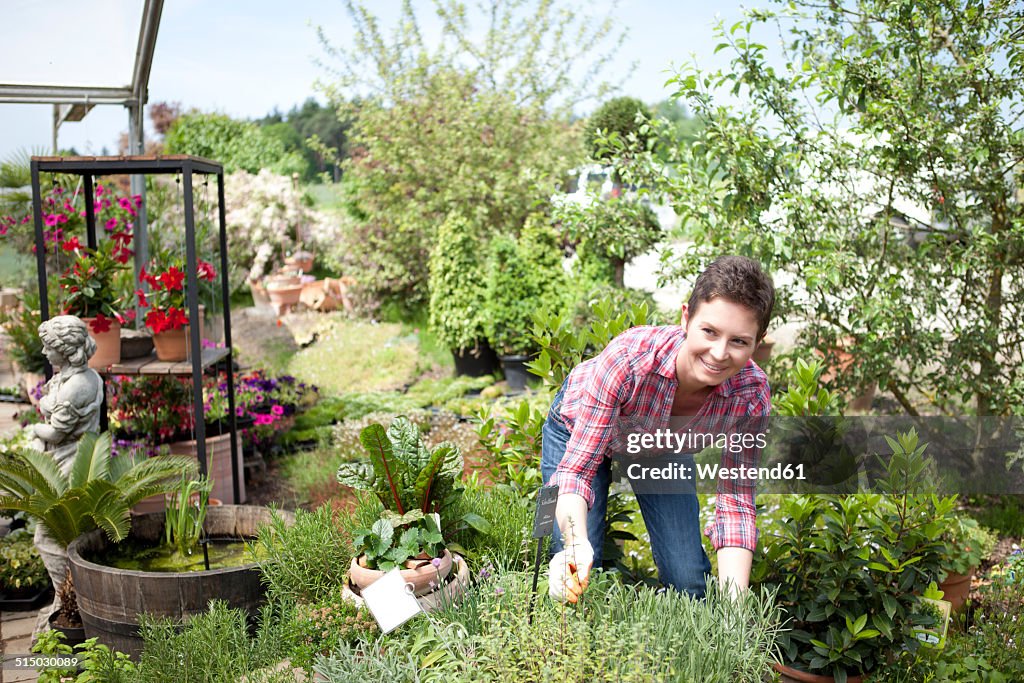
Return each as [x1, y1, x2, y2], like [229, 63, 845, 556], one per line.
[360, 569, 423, 634]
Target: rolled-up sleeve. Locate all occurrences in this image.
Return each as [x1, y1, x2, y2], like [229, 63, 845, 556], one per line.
[703, 387, 770, 552]
[549, 345, 633, 509]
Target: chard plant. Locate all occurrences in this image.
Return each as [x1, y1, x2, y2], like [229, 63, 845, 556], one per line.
[352, 513, 444, 571]
[336, 416, 490, 553]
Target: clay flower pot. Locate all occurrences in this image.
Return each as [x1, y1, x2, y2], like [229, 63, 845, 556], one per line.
[348, 549, 453, 597]
[938, 569, 974, 611]
[772, 662, 864, 683]
[265, 280, 303, 315]
[81, 317, 121, 369]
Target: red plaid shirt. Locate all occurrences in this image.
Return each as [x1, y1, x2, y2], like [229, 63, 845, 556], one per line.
[551, 325, 770, 552]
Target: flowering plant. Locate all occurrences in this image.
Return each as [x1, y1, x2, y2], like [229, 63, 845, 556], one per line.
[109, 369, 317, 449]
[57, 233, 135, 333]
[137, 258, 217, 334]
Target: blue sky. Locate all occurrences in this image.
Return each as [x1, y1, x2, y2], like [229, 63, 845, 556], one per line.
[0, 0, 760, 160]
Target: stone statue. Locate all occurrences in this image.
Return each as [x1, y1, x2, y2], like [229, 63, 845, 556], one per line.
[32, 316, 105, 588]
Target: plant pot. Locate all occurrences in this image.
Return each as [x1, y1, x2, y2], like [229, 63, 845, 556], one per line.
[48, 609, 87, 648]
[133, 432, 244, 512]
[265, 281, 303, 315]
[343, 552, 470, 611]
[285, 250, 314, 273]
[119, 327, 154, 360]
[772, 662, 864, 683]
[81, 317, 121, 369]
[348, 549, 453, 597]
[499, 354, 533, 391]
[817, 337, 876, 413]
[67, 505, 293, 660]
[939, 569, 974, 611]
[0, 583, 52, 610]
[752, 333, 776, 366]
[249, 280, 271, 309]
[452, 342, 499, 378]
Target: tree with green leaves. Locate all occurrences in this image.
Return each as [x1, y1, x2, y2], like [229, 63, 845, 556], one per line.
[315, 0, 627, 306]
[165, 112, 307, 177]
[584, 96, 654, 162]
[616, 0, 1024, 417]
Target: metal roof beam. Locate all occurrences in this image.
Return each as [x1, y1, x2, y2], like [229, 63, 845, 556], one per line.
[0, 84, 134, 106]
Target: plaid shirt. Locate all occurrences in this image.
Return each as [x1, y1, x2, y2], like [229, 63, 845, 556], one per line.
[550, 325, 770, 553]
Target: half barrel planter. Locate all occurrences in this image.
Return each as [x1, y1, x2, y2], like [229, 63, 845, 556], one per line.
[67, 505, 292, 660]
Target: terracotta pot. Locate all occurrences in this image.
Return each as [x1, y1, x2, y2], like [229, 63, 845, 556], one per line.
[343, 552, 470, 612]
[939, 569, 974, 611]
[772, 662, 864, 683]
[249, 280, 271, 307]
[266, 281, 302, 304]
[285, 251, 314, 273]
[133, 432, 244, 512]
[82, 317, 121, 369]
[752, 334, 776, 366]
[817, 337, 876, 413]
[349, 549, 453, 597]
[152, 308, 204, 362]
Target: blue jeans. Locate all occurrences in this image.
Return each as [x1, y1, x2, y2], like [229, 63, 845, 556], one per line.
[541, 383, 713, 598]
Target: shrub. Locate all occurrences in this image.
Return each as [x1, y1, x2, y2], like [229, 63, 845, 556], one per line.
[0, 529, 49, 594]
[484, 219, 567, 356]
[253, 506, 351, 604]
[428, 213, 488, 353]
[137, 600, 295, 683]
[584, 96, 654, 161]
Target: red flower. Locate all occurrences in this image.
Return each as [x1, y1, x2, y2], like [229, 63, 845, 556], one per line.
[139, 266, 160, 288]
[145, 309, 169, 334]
[89, 313, 113, 334]
[197, 260, 217, 282]
[61, 236, 82, 252]
[166, 306, 189, 330]
[159, 266, 185, 291]
[111, 230, 133, 246]
[113, 247, 134, 264]
[136, 288, 149, 307]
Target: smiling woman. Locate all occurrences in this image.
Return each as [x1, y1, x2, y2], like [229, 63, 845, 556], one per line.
[542, 255, 776, 607]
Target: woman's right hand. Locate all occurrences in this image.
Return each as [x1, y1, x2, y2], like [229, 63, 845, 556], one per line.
[548, 537, 594, 603]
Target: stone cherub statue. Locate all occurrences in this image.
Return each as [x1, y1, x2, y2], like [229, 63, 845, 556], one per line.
[32, 316, 104, 464]
[32, 316, 105, 587]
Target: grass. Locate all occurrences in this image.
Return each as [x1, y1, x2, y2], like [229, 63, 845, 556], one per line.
[285, 318, 422, 395]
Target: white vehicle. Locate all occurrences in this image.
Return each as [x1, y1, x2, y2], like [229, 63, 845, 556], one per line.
[554, 164, 678, 231]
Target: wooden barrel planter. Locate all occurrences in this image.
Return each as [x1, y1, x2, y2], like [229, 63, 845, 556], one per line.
[67, 505, 292, 659]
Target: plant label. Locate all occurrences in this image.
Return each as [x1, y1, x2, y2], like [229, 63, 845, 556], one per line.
[912, 597, 951, 649]
[533, 485, 559, 538]
[360, 568, 423, 634]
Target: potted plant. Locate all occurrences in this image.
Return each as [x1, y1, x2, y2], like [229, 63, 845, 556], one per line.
[938, 515, 997, 610]
[483, 219, 567, 390]
[336, 416, 489, 600]
[0, 432, 194, 635]
[0, 528, 52, 609]
[753, 431, 953, 683]
[427, 212, 497, 377]
[137, 257, 217, 361]
[57, 233, 135, 369]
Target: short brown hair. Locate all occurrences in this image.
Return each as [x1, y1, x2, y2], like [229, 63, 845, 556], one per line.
[687, 256, 775, 339]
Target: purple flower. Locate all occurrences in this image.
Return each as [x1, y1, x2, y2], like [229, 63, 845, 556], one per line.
[494, 586, 505, 596]
[431, 557, 441, 568]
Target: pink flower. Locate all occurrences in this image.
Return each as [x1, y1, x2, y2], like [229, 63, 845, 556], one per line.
[105, 218, 118, 231]
[119, 197, 132, 210]
[95, 184, 105, 196]
[44, 214, 59, 227]
[271, 404, 284, 416]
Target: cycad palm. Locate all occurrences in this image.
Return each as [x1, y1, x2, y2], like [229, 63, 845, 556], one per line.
[0, 432, 196, 548]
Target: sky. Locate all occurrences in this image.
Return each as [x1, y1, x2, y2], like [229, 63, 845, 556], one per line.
[0, 0, 759, 160]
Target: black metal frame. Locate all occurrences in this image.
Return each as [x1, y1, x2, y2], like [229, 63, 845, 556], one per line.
[29, 155, 240, 504]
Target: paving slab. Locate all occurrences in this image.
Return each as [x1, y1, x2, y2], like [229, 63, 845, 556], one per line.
[0, 618, 34, 641]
